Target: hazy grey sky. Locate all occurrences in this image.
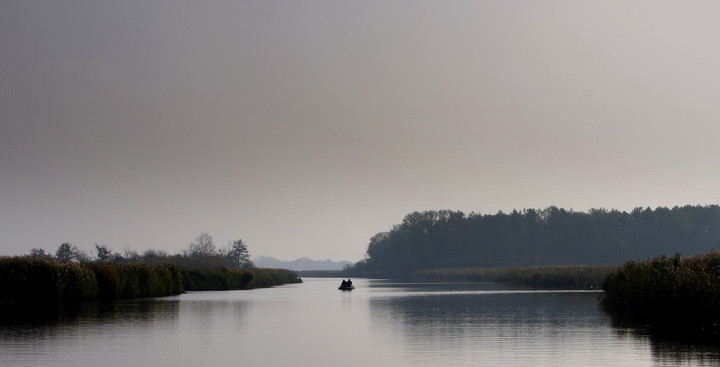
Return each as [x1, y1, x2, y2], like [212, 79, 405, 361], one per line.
[2, 1, 719, 261]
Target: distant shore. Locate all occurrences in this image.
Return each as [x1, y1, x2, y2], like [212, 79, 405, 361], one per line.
[409, 265, 613, 289]
[303, 265, 613, 290]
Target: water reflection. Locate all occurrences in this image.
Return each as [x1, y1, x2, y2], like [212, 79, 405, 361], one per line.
[0, 294, 250, 367]
[0, 299, 179, 331]
[2, 280, 720, 366]
[609, 315, 720, 366]
[367, 281, 720, 366]
[368, 285, 616, 366]
[649, 335, 720, 366]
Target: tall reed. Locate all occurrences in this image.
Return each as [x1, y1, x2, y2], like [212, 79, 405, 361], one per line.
[180, 267, 301, 291]
[0, 257, 96, 302]
[83, 262, 183, 299]
[1, 256, 300, 304]
[0, 257, 183, 303]
[601, 251, 720, 324]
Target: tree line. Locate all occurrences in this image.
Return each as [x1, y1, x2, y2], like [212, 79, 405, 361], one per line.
[26, 232, 254, 269]
[348, 205, 720, 276]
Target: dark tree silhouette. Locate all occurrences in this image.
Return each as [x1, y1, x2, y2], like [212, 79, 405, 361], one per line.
[348, 205, 720, 276]
[55, 242, 79, 262]
[224, 239, 253, 269]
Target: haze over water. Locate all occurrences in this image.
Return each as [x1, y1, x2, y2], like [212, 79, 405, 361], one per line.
[2, 278, 718, 366]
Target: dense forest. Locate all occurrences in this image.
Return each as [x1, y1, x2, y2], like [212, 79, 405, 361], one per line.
[348, 205, 720, 276]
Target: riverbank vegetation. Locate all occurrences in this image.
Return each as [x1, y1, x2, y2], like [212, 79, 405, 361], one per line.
[0, 256, 301, 304]
[347, 205, 720, 277]
[181, 266, 299, 291]
[601, 250, 720, 326]
[1, 232, 303, 305]
[411, 265, 613, 289]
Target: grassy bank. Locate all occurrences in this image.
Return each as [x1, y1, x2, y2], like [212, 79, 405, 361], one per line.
[601, 251, 720, 326]
[0, 256, 301, 304]
[410, 265, 613, 289]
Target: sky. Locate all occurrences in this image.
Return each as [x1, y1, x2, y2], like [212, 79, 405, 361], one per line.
[2, 1, 720, 262]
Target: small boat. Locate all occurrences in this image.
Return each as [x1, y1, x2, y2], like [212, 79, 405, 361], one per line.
[338, 279, 355, 291]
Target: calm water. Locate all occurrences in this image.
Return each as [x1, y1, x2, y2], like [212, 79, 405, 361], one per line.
[2, 278, 720, 366]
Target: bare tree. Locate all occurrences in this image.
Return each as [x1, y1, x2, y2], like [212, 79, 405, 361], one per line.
[123, 245, 140, 261]
[76, 249, 92, 263]
[186, 232, 217, 257]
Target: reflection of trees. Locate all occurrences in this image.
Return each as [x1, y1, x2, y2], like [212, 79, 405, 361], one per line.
[610, 316, 720, 365]
[370, 287, 720, 365]
[0, 295, 250, 367]
[372, 291, 603, 328]
[0, 296, 250, 336]
[369, 290, 608, 362]
[650, 336, 720, 366]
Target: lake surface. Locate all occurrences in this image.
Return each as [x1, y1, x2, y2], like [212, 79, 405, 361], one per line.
[2, 278, 720, 366]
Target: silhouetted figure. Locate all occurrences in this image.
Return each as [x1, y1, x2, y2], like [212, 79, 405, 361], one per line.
[341, 279, 347, 287]
[347, 279, 352, 287]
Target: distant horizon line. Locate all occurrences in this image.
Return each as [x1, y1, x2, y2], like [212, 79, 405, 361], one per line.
[253, 255, 355, 263]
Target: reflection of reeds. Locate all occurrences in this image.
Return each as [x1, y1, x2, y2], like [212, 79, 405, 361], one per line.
[411, 266, 613, 289]
[601, 250, 720, 325]
[0, 257, 301, 304]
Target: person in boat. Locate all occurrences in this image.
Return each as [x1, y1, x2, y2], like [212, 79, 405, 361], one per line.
[347, 279, 352, 287]
[341, 279, 348, 288]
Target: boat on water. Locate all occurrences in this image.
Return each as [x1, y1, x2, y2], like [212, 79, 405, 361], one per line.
[338, 279, 354, 291]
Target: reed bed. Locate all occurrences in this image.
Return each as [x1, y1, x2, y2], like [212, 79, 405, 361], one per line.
[0, 257, 300, 304]
[83, 262, 183, 299]
[180, 267, 253, 291]
[0, 256, 97, 303]
[601, 251, 720, 325]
